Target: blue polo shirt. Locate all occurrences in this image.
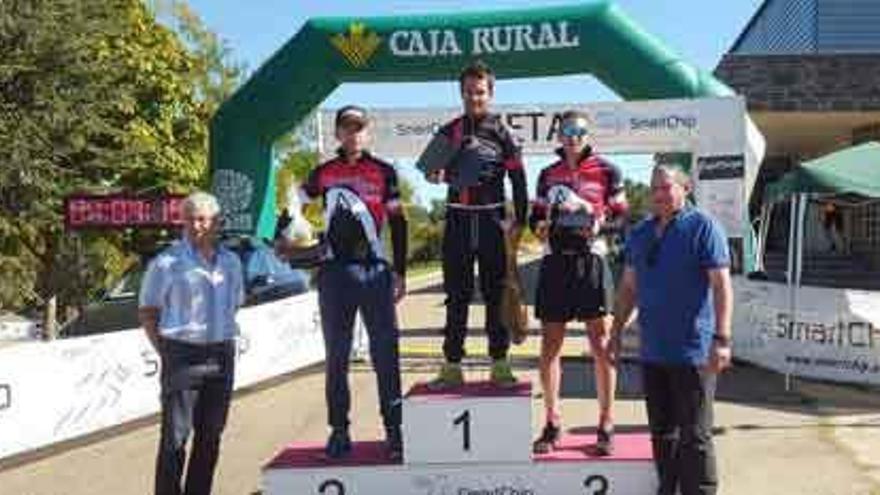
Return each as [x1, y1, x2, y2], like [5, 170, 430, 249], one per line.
[624, 208, 729, 365]
[139, 239, 244, 344]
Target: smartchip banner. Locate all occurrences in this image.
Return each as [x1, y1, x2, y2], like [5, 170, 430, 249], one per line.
[733, 278, 880, 385]
[318, 97, 746, 159]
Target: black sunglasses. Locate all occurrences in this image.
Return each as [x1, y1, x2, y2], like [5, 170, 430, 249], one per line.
[646, 237, 662, 267]
[646, 215, 679, 268]
[560, 122, 589, 138]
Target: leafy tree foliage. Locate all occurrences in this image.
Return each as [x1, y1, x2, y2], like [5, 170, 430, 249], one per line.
[0, 0, 240, 321]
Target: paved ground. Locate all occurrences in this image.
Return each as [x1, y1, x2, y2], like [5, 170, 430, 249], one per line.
[1, 261, 879, 494]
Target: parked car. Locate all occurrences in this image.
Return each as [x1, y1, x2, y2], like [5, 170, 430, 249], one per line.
[62, 237, 312, 337]
[0, 312, 41, 341]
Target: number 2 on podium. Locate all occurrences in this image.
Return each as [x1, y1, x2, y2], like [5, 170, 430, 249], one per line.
[318, 479, 345, 494]
[452, 409, 471, 451]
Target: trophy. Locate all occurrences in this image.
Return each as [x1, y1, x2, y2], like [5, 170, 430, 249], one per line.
[279, 184, 327, 267]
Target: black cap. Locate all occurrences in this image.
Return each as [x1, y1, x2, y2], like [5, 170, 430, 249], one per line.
[335, 105, 369, 128]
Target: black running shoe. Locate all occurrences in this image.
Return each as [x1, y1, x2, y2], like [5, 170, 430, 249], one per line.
[385, 426, 403, 462]
[532, 422, 561, 454]
[325, 428, 352, 459]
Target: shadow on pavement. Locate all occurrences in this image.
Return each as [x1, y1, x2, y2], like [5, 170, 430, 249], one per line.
[406, 259, 880, 419]
[557, 357, 880, 418]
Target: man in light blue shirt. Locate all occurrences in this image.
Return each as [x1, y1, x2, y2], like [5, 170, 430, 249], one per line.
[139, 191, 243, 495]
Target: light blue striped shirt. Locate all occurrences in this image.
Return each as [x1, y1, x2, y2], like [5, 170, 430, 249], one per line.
[139, 239, 244, 344]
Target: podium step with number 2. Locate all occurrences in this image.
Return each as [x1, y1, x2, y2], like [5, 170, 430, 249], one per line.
[263, 380, 657, 494]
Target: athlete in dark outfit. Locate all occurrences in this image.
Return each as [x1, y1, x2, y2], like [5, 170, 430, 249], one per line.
[298, 105, 407, 460]
[425, 61, 528, 388]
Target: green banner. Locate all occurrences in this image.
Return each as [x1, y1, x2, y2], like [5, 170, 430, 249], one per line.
[211, 1, 733, 238]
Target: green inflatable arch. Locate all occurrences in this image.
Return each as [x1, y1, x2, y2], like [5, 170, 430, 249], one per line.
[210, 1, 733, 238]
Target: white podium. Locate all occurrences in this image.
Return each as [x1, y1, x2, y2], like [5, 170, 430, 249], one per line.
[403, 381, 532, 464]
[263, 380, 658, 494]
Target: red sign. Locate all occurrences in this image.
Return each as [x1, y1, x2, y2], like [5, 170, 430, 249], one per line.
[64, 194, 186, 230]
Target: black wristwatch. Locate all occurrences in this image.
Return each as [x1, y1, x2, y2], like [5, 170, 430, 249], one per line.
[712, 334, 732, 346]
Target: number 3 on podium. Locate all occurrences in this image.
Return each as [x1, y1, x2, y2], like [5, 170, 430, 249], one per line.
[584, 474, 610, 495]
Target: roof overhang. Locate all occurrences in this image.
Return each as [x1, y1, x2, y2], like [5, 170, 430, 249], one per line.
[750, 111, 880, 159]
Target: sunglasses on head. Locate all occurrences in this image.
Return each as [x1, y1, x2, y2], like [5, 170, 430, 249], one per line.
[560, 122, 589, 138]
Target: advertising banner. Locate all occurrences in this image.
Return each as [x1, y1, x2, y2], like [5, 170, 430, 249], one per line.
[0, 294, 323, 460]
[733, 278, 880, 385]
[319, 97, 746, 159]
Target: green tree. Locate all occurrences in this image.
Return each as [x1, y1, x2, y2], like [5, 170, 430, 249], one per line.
[623, 178, 651, 224]
[275, 150, 318, 208]
[407, 198, 445, 264]
[161, 0, 245, 117]
[0, 0, 222, 322]
[273, 132, 321, 231]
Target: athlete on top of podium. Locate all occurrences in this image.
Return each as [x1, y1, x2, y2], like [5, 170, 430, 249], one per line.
[420, 60, 529, 389]
[289, 105, 408, 461]
[529, 110, 628, 456]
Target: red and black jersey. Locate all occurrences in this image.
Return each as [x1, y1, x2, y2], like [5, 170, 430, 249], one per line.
[302, 150, 408, 275]
[437, 114, 528, 224]
[530, 148, 628, 251]
[302, 151, 402, 230]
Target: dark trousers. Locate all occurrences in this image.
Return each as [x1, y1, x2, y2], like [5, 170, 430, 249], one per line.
[155, 339, 235, 495]
[442, 207, 509, 362]
[318, 260, 401, 430]
[642, 363, 719, 495]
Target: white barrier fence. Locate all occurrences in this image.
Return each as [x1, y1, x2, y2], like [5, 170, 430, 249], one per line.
[4, 278, 877, 461]
[733, 278, 880, 385]
[0, 293, 324, 460]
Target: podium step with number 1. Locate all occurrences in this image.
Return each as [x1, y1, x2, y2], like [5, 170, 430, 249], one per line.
[262, 380, 657, 494]
[403, 380, 532, 464]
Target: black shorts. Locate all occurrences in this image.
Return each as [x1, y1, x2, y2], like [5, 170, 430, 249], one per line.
[535, 252, 614, 323]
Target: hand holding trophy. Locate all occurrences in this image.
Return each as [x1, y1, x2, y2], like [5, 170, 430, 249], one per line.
[279, 184, 327, 267]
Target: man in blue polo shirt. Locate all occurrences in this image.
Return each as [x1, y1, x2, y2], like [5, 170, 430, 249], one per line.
[611, 161, 733, 495]
[139, 191, 244, 495]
